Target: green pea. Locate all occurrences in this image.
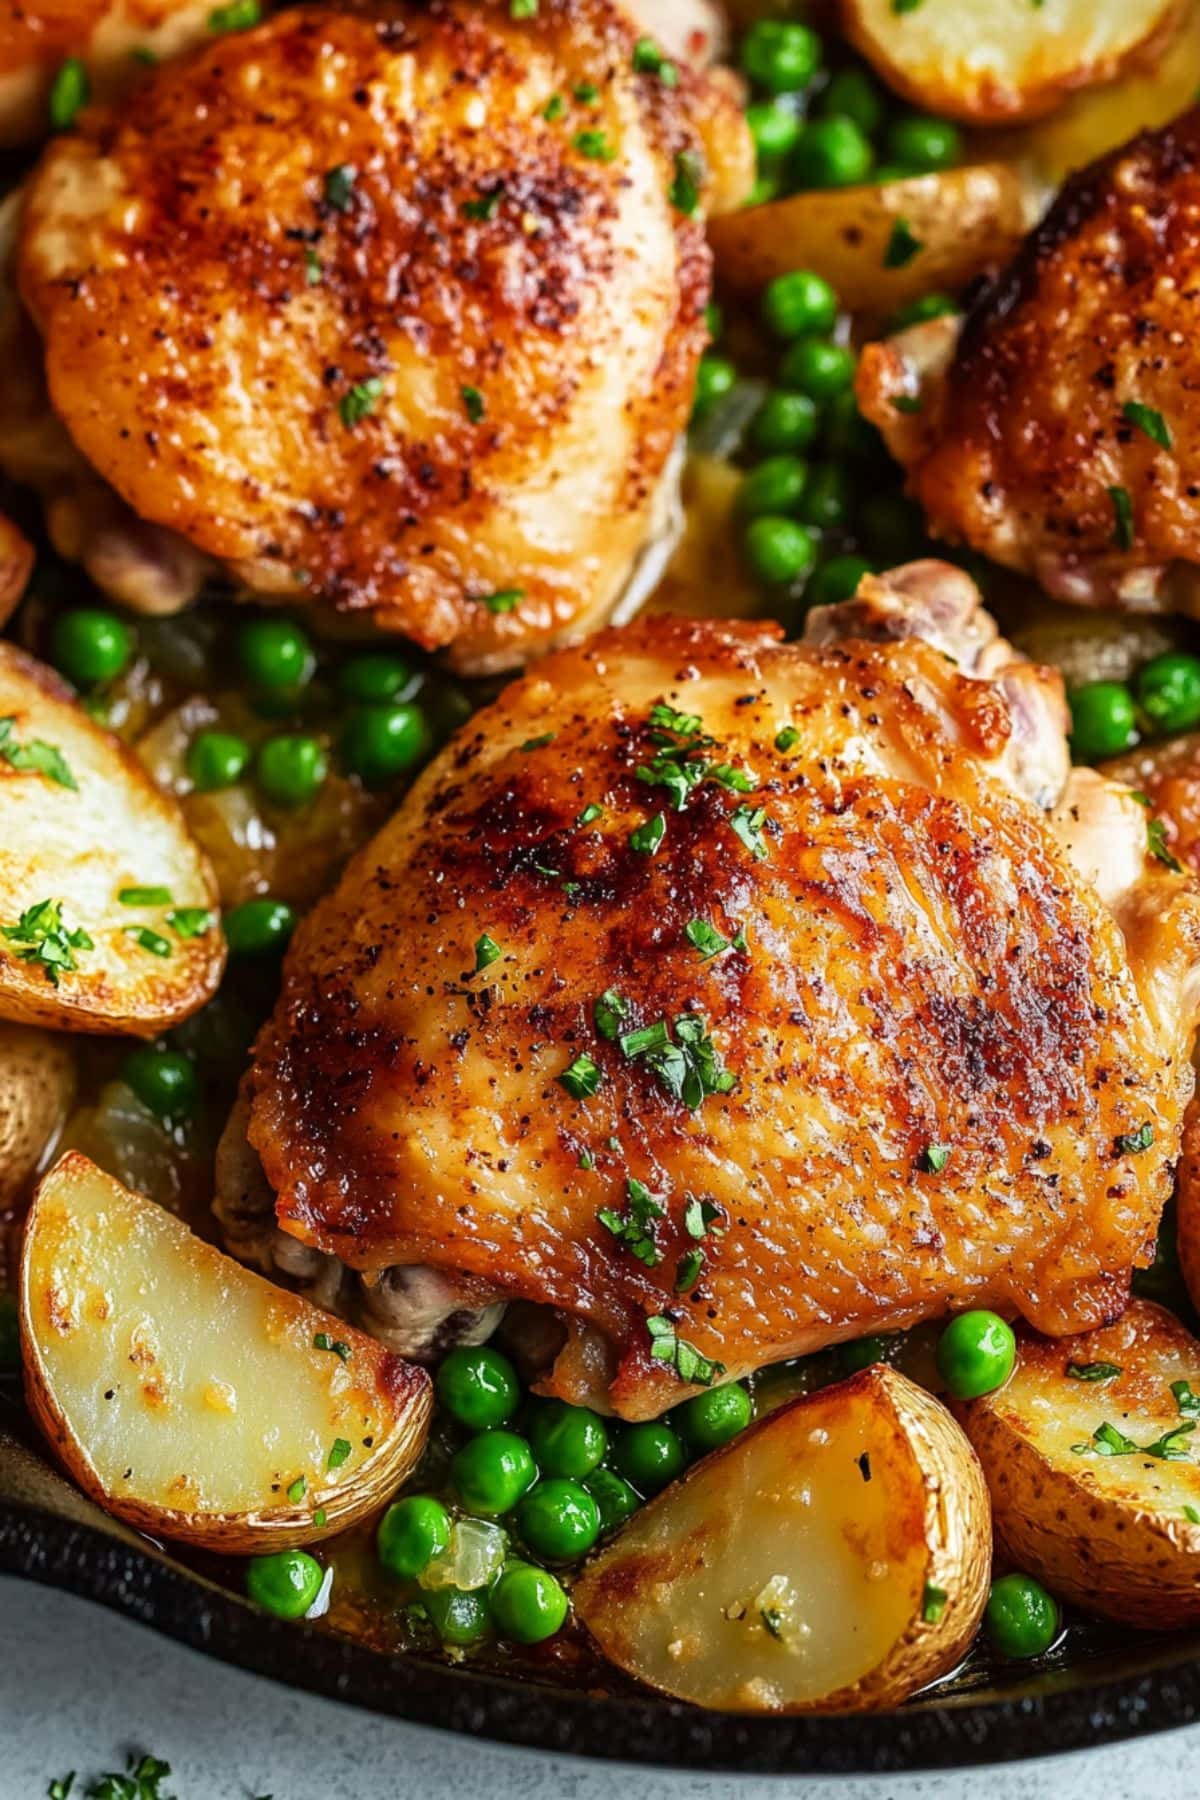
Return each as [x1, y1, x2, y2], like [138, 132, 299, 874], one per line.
[490, 1562, 569, 1644]
[49, 57, 89, 132]
[612, 1420, 685, 1495]
[425, 1586, 491, 1646]
[517, 1478, 601, 1561]
[805, 554, 876, 610]
[376, 1495, 452, 1580]
[739, 19, 822, 95]
[0, 1292, 19, 1372]
[436, 1345, 521, 1432]
[246, 1549, 324, 1619]
[121, 1045, 197, 1122]
[1136, 652, 1200, 735]
[744, 517, 817, 586]
[744, 173, 781, 209]
[51, 609, 133, 687]
[818, 67, 885, 137]
[339, 704, 431, 787]
[777, 337, 855, 402]
[675, 1382, 752, 1454]
[256, 734, 328, 807]
[749, 389, 819, 457]
[935, 1310, 1016, 1401]
[789, 117, 874, 191]
[823, 387, 884, 461]
[1068, 681, 1138, 761]
[582, 1466, 640, 1534]
[691, 353, 737, 423]
[857, 491, 927, 563]
[528, 1400, 608, 1478]
[797, 462, 852, 531]
[737, 456, 809, 520]
[236, 618, 315, 692]
[890, 292, 959, 332]
[338, 652, 417, 704]
[885, 114, 962, 174]
[704, 301, 723, 342]
[186, 729, 251, 793]
[761, 269, 838, 341]
[452, 1429, 537, 1516]
[984, 1573, 1059, 1659]
[745, 100, 803, 162]
[223, 897, 298, 956]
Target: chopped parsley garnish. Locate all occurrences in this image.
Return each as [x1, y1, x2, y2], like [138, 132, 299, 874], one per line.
[1186, 1505, 1200, 1524]
[80, 1753, 173, 1800]
[891, 0, 923, 13]
[462, 185, 504, 220]
[669, 150, 704, 217]
[167, 906, 213, 939]
[918, 1143, 950, 1174]
[760, 1606, 784, 1639]
[560, 1052, 603, 1099]
[573, 80, 600, 103]
[48, 1781, 74, 1800]
[622, 1011, 736, 1111]
[0, 717, 77, 789]
[1122, 401, 1172, 450]
[1108, 484, 1135, 550]
[685, 916, 746, 959]
[125, 925, 172, 957]
[574, 129, 617, 162]
[542, 93, 566, 122]
[461, 385, 486, 423]
[304, 248, 323, 285]
[481, 587, 524, 614]
[893, 394, 923, 415]
[619, 1019, 670, 1058]
[579, 1148, 595, 1171]
[577, 802, 604, 826]
[510, 0, 537, 14]
[474, 932, 503, 973]
[287, 1475, 307, 1503]
[208, 0, 260, 30]
[313, 1331, 351, 1362]
[119, 885, 173, 907]
[340, 377, 384, 428]
[774, 725, 799, 752]
[646, 1313, 724, 1386]
[684, 1194, 720, 1239]
[327, 1437, 352, 1471]
[520, 732, 554, 751]
[1071, 1418, 1197, 1460]
[313, 1508, 328, 1527]
[921, 1583, 948, 1623]
[884, 218, 923, 269]
[599, 1176, 664, 1266]
[729, 804, 769, 860]
[48, 58, 89, 131]
[674, 1247, 704, 1292]
[594, 987, 632, 1040]
[638, 704, 755, 812]
[632, 37, 679, 84]
[1172, 1379, 1200, 1417]
[629, 812, 666, 855]
[1, 898, 92, 986]
[1147, 816, 1183, 872]
[323, 163, 357, 212]
[1115, 1121, 1154, 1155]
[1066, 1360, 1121, 1382]
[650, 703, 703, 735]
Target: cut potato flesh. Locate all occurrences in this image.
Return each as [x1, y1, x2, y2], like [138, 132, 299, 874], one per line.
[964, 1301, 1200, 1627]
[841, 0, 1184, 124]
[20, 1153, 433, 1552]
[0, 642, 223, 1034]
[708, 165, 1028, 319]
[574, 1366, 990, 1712]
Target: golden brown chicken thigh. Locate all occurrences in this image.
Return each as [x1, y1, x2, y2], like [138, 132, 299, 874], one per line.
[858, 108, 1200, 615]
[228, 563, 1200, 1419]
[9, 0, 741, 670]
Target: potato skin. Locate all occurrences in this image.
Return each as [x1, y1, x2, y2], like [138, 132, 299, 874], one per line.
[840, 0, 1185, 125]
[708, 165, 1028, 319]
[963, 1302, 1200, 1628]
[574, 1367, 991, 1712]
[0, 1021, 74, 1212]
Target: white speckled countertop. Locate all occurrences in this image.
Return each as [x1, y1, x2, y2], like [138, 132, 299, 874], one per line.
[5, 1579, 1200, 1800]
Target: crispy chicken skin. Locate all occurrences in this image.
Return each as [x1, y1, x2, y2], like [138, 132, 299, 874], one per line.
[240, 563, 1200, 1419]
[12, 0, 729, 670]
[858, 109, 1200, 615]
[0, 2, 213, 147]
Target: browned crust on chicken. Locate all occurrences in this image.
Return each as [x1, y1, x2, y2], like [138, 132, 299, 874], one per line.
[246, 606, 1189, 1418]
[858, 110, 1200, 610]
[17, 0, 711, 665]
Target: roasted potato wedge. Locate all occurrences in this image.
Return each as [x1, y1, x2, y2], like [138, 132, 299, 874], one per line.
[963, 1301, 1200, 1628]
[574, 1366, 990, 1712]
[0, 643, 223, 1034]
[708, 165, 1028, 317]
[20, 1153, 433, 1552]
[841, 0, 1184, 125]
[0, 1021, 74, 1213]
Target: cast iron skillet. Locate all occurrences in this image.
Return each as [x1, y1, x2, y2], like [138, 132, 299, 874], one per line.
[4, 1422, 1200, 1775]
